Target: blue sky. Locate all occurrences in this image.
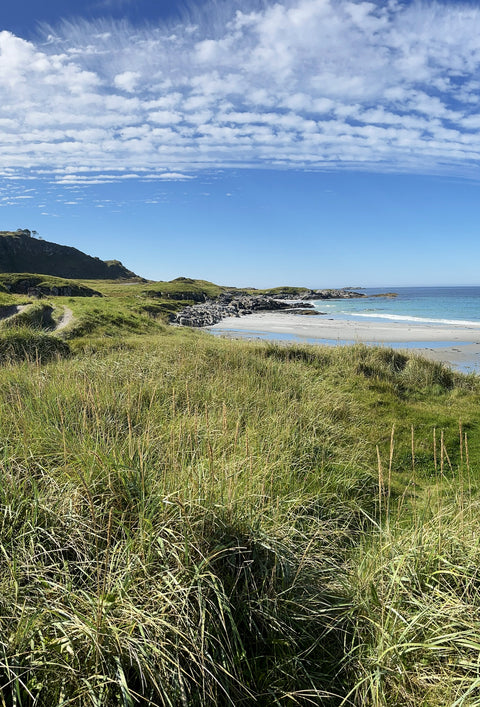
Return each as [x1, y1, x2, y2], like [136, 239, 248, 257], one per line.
[1, 0, 480, 287]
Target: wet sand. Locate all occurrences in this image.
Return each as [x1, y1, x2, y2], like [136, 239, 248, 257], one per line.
[207, 312, 480, 372]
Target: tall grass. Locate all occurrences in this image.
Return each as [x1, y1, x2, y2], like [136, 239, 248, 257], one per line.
[340, 422, 480, 707]
[0, 325, 70, 363]
[0, 333, 478, 704]
[1, 303, 55, 330]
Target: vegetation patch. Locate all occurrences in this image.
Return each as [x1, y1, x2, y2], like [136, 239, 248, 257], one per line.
[142, 277, 227, 301]
[0, 326, 70, 363]
[1, 302, 56, 330]
[0, 273, 477, 705]
[0, 273, 101, 297]
[0, 333, 478, 704]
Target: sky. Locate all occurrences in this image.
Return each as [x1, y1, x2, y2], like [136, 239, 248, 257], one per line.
[1, 0, 480, 287]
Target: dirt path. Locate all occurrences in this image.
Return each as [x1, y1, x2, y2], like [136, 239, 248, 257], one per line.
[0, 304, 74, 331]
[55, 306, 74, 331]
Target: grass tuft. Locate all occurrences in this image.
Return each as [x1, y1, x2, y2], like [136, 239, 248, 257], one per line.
[0, 326, 70, 363]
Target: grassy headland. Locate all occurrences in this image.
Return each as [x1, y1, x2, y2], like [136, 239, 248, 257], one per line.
[0, 276, 479, 705]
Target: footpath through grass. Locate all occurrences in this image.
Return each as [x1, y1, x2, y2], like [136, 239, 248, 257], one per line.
[0, 329, 479, 705]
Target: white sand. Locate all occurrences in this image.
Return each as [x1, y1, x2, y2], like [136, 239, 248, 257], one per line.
[207, 312, 480, 372]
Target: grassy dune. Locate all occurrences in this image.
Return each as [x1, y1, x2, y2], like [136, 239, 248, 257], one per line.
[0, 318, 479, 705]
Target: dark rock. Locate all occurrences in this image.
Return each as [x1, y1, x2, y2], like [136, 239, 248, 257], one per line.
[0, 230, 139, 280]
[273, 288, 366, 300]
[154, 291, 208, 302]
[6, 276, 101, 297]
[173, 294, 312, 328]
[287, 309, 321, 316]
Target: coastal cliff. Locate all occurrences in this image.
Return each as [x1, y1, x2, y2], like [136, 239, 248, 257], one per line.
[0, 230, 138, 280]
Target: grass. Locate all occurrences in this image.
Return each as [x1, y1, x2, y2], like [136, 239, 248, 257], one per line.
[0, 273, 102, 296]
[0, 281, 479, 704]
[56, 296, 167, 340]
[52, 277, 232, 339]
[345, 497, 480, 706]
[0, 325, 70, 363]
[2, 302, 56, 330]
[0, 276, 229, 342]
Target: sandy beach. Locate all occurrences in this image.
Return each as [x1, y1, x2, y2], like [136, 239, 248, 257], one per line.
[207, 312, 480, 372]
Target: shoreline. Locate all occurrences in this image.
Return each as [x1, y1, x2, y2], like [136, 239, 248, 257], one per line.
[206, 312, 480, 373]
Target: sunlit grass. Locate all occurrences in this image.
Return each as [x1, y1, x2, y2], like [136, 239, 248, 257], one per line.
[0, 329, 479, 704]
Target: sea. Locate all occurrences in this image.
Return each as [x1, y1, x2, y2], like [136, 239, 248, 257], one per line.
[208, 286, 480, 372]
[314, 286, 480, 327]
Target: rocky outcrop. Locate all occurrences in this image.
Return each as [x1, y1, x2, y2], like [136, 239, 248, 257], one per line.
[272, 288, 366, 300]
[26, 284, 97, 298]
[152, 291, 208, 302]
[174, 294, 313, 328]
[2, 276, 101, 297]
[289, 309, 322, 315]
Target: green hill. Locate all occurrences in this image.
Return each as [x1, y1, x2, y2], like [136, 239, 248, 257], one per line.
[0, 230, 138, 279]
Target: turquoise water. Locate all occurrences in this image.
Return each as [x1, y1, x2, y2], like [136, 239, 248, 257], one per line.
[314, 286, 480, 327]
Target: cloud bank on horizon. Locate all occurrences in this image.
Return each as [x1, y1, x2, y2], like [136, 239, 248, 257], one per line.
[2, 0, 480, 187]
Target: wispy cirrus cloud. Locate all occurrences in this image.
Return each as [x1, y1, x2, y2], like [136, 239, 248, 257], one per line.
[1, 0, 480, 188]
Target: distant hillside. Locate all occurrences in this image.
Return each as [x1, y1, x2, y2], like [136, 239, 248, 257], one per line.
[0, 230, 138, 279]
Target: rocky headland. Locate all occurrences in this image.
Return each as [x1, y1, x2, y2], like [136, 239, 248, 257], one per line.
[173, 289, 365, 327]
[173, 294, 315, 327]
[269, 288, 367, 300]
[0, 230, 139, 280]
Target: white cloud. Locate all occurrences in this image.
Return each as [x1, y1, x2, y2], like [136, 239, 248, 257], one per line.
[149, 110, 183, 125]
[114, 70, 140, 92]
[1, 1, 480, 186]
[156, 172, 194, 180]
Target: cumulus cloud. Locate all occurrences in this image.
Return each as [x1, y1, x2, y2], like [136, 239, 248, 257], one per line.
[113, 70, 140, 92]
[1, 0, 480, 185]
